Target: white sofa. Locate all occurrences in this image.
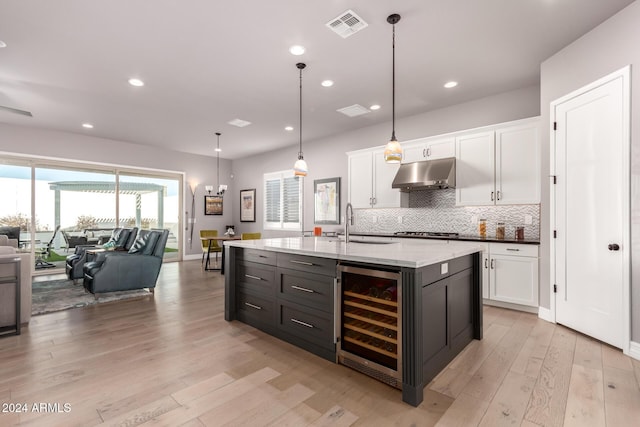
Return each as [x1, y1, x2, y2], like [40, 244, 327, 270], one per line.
[0, 246, 32, 328]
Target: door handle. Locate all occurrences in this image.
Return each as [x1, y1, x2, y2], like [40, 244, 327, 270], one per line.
[608, 243, 620, 251]
[490, 259, 495, 269]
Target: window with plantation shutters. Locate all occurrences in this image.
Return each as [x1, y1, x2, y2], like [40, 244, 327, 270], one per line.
[264, 170, 301, 230]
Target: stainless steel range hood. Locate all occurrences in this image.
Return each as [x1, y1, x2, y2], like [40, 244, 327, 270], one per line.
[391, 157, 456, 192]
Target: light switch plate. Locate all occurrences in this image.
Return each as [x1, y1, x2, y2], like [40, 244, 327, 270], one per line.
[372, 216, 378, 223]
[397, 216, 403, 224]
[441, 262, 449, 275]
[471, 215, 478, 224]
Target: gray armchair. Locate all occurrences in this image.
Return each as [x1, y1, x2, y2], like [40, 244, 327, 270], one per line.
[83, 229, 169, 296]
[65, 227, 138, 282]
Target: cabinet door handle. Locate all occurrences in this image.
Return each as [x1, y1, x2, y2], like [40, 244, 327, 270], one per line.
[372, 197, 377, 205]
[484, 258, 488, 269]
[257, 254, 268, 258]
[426, 147, 431, 157]
[496, 190, 501, 201]
[291, 318, 314, 328]
[291, 285, 315, 293]
[608, 243, 620, 251]
[290, 260, 314, 266]
[491, 191, 494, 201]
[423, 148, 426, 157]
[245, 274, 263, 280]
[490, 259, 495, 269]
[244, 302, 262, 310]
[506, 248, 520, 252]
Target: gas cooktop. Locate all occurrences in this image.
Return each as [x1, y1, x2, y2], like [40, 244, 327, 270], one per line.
[394, 231, 459, 239]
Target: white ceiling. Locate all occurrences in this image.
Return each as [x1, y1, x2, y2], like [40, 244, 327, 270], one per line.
[0, 0, 634, 159]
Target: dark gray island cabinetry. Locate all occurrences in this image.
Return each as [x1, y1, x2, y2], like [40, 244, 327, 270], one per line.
[224, 237, 482, 406]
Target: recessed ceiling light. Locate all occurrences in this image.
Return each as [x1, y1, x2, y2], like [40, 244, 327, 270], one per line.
[82, 123, 94, 129]
[285, 126, 294, 131]
[128, 78, 144, 87]
[321, 80, 334, 87]
[228, 118, 251, 128]
[370, 104, 381, 110]
[0, 41, 7, 48]
[289, 45, 305, 56]
[444, 81, 458, 89]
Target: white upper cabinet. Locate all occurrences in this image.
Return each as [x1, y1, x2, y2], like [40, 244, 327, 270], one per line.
[495, 124, 541, 205]
[456, 118, 541, 206]
[347, 148, 401, 209]
[402, 137, 455, 163]
[455, 131, 495, 206]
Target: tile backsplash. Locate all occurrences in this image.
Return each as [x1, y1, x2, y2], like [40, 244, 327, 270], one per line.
[352, 189, 540, 240]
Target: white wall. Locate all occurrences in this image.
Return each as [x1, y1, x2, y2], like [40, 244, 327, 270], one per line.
[540, 1, 640, 340]
[0, 123, 233, 256]
[231, 84, 540, 238]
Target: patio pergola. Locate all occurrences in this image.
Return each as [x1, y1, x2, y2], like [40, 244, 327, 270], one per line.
[48, 181, 166, 233]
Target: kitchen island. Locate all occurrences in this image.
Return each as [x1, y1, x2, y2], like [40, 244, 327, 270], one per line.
[224, 237, 482, 406]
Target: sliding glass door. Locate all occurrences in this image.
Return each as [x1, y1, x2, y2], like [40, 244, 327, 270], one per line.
[0, 160, 32, 248]
[118, 173, 180, 261]
[0, 155, 183, 271]
[34, 166, 116, 269]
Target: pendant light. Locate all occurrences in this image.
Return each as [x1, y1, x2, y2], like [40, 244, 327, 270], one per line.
[293, 62, 308, 176]
[383, 13, 402, 163]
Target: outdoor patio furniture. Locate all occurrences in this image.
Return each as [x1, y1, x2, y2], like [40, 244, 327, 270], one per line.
[35, 225, 60, 269]
[83, 229, 169, 296]
[61, 230, 88, 251]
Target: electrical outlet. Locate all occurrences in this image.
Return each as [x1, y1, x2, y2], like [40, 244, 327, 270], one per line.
[471, 215, 478, 224]
[524, 215, 533, 225]
[397, 216, 403, 224]
[372, 216, 378, 223]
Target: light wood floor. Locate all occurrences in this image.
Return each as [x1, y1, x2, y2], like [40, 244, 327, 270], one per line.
[1, 261, 639, 426]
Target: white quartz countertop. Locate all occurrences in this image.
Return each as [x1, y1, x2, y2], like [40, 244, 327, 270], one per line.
[225, 237, 482, 268]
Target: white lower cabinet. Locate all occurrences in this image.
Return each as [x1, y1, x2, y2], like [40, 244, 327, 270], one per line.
[483, 242, 539, 309]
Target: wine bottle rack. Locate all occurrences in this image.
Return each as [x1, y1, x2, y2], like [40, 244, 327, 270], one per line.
[342, 289, 399, 361]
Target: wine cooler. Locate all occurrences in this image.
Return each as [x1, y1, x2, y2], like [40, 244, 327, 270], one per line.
[336, 264, 402, 389]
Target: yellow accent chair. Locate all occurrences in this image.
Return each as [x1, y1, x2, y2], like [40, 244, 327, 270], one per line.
[200, 229, 222, 267]
[241, 232, 261, 240]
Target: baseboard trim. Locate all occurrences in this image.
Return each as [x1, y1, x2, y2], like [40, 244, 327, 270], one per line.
[183, 254, 202, 261]
[538, 306, 554, 323]
[628, 341, 640, 361]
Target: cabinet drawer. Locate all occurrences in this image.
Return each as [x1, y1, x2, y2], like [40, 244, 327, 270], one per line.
[278, 302, 334, 349]
[237, 262, 276, 295]
[237, 291, 276, 328]
[238, 248, 276, 265]
[277, 253, 336, 276]
[490, 243, 538, 257]
[279, 268, 334, 313]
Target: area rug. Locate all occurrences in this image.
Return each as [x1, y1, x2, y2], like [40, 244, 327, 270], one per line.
[32, 279, 152, 316]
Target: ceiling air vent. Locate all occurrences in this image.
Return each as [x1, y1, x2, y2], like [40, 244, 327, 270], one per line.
[337, 104, 371, 118]
[227, 118, 252, 128]
[326, 10, 368, 38]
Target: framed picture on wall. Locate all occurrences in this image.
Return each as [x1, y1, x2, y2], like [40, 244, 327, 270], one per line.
[240, 188, 256, 222]
[204, 195, 223, 215]
[314, 177, 340, 224]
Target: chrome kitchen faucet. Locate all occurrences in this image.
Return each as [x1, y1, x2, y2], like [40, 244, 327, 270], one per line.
[345, 202, 353, 243]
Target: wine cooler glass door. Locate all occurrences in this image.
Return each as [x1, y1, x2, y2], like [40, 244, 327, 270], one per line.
[337, 264, 402, 385]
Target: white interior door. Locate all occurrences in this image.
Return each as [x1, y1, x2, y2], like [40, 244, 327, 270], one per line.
[552, 67, 630, 349]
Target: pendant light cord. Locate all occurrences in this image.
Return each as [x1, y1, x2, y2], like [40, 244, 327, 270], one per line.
[391, 21, 396, 142]
[216, 132, 221, 192]
[298, 65, 303, 159]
